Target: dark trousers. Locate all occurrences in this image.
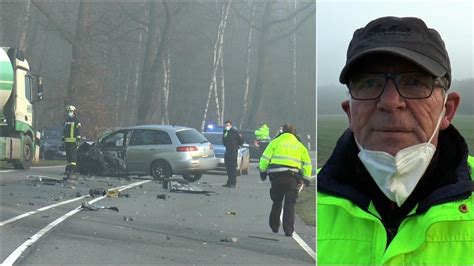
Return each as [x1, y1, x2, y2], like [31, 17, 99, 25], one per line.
[258, 141, 269, 159]
[269, 172, 298, 235]
[224, 150, 238, 185]
[65, 142, 77, 173]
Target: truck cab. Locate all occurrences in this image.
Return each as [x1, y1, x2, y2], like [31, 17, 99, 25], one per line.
[0, 47, 43, 169]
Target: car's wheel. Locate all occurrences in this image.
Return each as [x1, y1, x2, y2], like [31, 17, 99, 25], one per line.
[13, 135, 33, 170]
[150, 160, 172, 180]
[182, 172, 203, 182]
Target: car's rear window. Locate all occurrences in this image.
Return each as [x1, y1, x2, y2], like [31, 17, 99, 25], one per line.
[176, 129, 207, 144]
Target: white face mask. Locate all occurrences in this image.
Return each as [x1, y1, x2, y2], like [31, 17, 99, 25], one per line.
[355, 94, 447, 207]
[225, 126, 231, 131]
[67, 112, 74, 118]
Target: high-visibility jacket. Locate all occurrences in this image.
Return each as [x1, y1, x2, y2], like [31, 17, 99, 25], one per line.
[317, 128, 474, 265]
[255, 124, 270, 141]
[318, 193, 473, 265]
[63, 116, 81, 143]
[259, 133, 312, 178]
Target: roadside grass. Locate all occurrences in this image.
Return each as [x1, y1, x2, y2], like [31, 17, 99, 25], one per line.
[317, 114, 474, 166]
[295, 181, 316, 226]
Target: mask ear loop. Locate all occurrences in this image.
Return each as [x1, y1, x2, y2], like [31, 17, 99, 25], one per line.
[426, 92, 448, 148]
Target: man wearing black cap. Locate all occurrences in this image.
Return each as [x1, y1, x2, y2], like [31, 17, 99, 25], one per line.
[317, 17, 473, 265]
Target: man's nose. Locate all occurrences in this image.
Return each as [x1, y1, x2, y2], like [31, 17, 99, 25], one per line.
[377, 79, 406, 111]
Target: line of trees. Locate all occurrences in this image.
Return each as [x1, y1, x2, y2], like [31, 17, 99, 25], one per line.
[1, 0, 316, 146]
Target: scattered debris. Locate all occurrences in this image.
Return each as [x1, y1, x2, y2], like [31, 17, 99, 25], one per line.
[107, 188, 120, 197]
[89, 188, 106, 197]
[123, 216, 134, 222]
[156, 194, 167, 200]
[248, 235, 279, 242]
[225, 211, 236, 215]
[118, 193, 129, 198]
[81, 202, 119, 212]
[220, 236, 239, 243]
[164, 180, 215, 194]
[29, 202, 34, 206]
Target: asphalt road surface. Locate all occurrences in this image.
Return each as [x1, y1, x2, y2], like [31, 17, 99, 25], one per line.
[1, 163, 315, 265]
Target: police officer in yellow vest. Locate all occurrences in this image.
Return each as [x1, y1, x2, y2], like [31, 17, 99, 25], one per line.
[254, 122, 270, 159]
[318, 17, 474, 265]
[62, 105, 81, 174]
[259, 124, 312, 237]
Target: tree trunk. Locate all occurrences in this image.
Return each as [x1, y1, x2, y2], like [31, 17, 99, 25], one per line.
[200, 0, 232, 131]
[239, 1, 255, 129]
[292, 0, 297, 121]
[18, 0, 32, 52]
[66, 0, 90, 105]
[136, 1, 174, 124]
[162, 52, 170, 124]
[245, 2, 272, 129]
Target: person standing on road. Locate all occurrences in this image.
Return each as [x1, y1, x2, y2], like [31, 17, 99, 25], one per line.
[255, 122, 271, 159]
[259, 124, 312, 237]
[317, 16, 474, 265]
[222, 120, 244, 188]
[62, 105, 81, 174]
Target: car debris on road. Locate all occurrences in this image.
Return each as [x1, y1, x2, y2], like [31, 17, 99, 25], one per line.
[163, 179, 215, 194]
[81, 202, 119, 212]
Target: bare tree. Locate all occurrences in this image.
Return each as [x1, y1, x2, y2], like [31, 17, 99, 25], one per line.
[239, 1, 256, 129]
[18, 0, 32, 51]
[201, 0, 232, 131]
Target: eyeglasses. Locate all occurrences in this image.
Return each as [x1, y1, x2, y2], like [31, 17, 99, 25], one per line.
[347, 72, 447, 100]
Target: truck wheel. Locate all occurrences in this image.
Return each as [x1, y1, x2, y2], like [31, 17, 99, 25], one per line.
[182, 172, 203, 182]
[150, 160, 172, 180]
[13, 135, 33, 170]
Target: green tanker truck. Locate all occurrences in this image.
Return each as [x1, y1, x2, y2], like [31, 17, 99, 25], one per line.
[1, 47, 43, 169]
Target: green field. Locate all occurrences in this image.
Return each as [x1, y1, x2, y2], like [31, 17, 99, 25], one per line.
[317, 114, 474, 166]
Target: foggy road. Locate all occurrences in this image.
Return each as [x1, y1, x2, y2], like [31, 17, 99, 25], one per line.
[1, 164, 315, 265]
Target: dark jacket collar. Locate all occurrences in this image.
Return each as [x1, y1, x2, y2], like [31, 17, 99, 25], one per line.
[318, 124, 473, 214]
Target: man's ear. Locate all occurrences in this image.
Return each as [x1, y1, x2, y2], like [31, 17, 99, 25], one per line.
[341, 100, 352, 130]
[441, 92, 460, 130]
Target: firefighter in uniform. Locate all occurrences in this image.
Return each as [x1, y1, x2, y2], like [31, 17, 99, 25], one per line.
[62, 105, 81, 174]
[254, 122, 271, 159]
[259, 124, 312, 236]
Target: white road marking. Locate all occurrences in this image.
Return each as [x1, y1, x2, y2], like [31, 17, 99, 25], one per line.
[280, 209, 316, 261]
[0, 170, 15, 173]
[0, 195, 89, 227]
[0, 165, 65, 173]
[1, 179, 151, 265]
[31, 165, 66, 169]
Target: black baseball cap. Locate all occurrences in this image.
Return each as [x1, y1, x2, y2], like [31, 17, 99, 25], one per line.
[339, 16, 451, 86]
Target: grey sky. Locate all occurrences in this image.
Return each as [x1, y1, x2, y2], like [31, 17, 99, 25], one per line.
[316, 0, 474, 86]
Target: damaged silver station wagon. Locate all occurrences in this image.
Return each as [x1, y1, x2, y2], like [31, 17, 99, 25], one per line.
[77, 125, 217, 182]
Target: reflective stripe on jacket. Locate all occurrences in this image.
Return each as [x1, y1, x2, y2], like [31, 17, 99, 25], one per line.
[63, 117, 81, 143]
[259, 133, 312, 178]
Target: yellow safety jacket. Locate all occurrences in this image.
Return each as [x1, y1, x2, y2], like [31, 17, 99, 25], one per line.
[259, 133, 312, 178]
[255, 124, 270, 141]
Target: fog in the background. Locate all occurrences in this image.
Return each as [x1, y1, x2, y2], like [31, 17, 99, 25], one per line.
[316, 0, 474, 115]
[317, 0, 473, 86]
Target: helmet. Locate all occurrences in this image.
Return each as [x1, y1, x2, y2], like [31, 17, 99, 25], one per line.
[66, 105, 76, 113]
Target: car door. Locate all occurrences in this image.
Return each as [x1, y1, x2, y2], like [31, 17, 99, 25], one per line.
[126, 129, 173, 173]
[98, 130, 130, 171]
